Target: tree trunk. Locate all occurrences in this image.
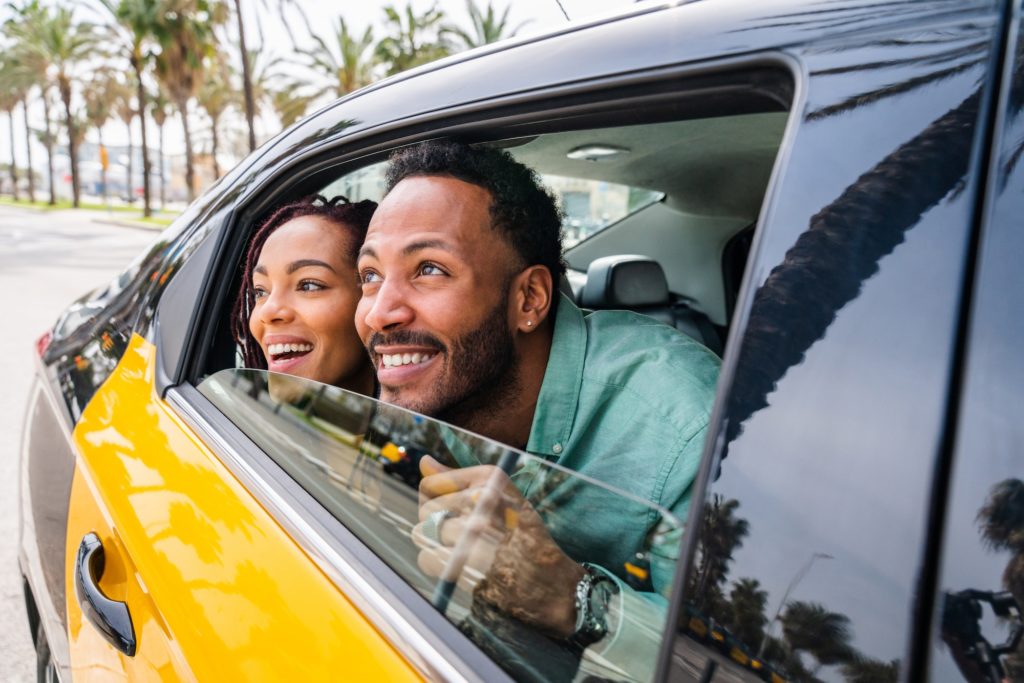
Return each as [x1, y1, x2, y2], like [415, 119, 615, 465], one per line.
[58, 75, 80, 207]
[725, 88, 982, 446]
[21, 96, 34, 203]
[7, 111, 19, 201]
[132, 57, 152, 217]
[211, 116, 221, 178]
[234, 0, 257, 153]
[158, 122, 165, 209]
[178, 96, 195, 202]
[125, 120, 134, 204]
[42, 89, 55, 206]
[98, 128, 107, 205]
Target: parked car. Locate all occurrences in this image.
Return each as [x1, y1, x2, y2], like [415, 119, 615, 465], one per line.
[19, 0, 1024, 681]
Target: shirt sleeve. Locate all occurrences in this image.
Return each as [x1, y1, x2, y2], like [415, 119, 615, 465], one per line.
[578, 421, 706, 681]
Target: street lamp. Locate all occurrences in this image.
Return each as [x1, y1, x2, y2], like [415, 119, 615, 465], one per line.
[757, 551, 834, 658]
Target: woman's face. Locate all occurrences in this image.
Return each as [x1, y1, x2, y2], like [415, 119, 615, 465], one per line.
[249, 215, 370, 390]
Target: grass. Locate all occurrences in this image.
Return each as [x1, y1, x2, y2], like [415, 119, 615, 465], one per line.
[0, 196, 178, 226]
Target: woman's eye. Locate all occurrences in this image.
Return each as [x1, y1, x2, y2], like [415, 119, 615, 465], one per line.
[253, 286, 268, 300]
[418, 262, 446, 276]
[299, 280, 325, 292]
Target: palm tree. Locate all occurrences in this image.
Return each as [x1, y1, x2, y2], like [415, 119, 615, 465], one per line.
[152, 0, 224, 202]
[0, 69, 21, 200]
[977, 478, 1024, 679]
[97, 0, 160, 217]
[196, 55, 237, 179]
[148, 86, 170, 208]
[83, 72, 124, 205]
[113, 81, 137, 202]
[780, 600, 855, 674]
[230, 0, 256, 152]
[0, 50, 39, 202]
[841, 656, 899, 683]
[445, 0, 528, 50]
[375, 2, 448, 76]
[4, 0, 58, 205]
[728, 577, 769, 650]
[688, 494, 750, 610]
[269, 80, 313, 128]
[299, 16, 376, 97]
[29, 6, 98, 207]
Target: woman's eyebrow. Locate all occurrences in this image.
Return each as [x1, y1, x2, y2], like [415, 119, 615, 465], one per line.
[287, 259, 336, 274]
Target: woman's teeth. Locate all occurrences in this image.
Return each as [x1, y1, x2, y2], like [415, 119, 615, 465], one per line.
[382, 352, 435, 368]
[268, 342, 313, 356]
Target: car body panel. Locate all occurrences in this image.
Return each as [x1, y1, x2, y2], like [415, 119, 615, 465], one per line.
[65, 333, 419, 681]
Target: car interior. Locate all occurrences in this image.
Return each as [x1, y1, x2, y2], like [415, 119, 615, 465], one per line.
[189, 66, 794, 380]
[199, 110, 789, 376]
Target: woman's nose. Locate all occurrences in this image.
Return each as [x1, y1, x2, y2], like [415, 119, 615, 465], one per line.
[259, 288, 295, 324]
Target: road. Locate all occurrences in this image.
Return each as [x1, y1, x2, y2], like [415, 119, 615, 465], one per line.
[0, 206, 158, 682]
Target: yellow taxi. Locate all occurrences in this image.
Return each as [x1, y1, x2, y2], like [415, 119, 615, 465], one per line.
[19, 0, 1024, 681]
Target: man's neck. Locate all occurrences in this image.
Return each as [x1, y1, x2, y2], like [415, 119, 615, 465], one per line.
[454, 325, 553, 450]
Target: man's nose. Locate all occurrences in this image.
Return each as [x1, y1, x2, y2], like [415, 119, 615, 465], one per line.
[361, 278, 414, 332]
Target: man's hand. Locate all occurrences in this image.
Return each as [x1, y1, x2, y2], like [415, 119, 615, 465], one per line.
[411, 456, 585, 637]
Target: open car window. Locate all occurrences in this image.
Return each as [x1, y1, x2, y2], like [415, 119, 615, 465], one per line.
[199, 368, 681, 682]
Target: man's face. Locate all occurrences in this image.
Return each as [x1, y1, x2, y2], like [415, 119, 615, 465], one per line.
[355, 175, 522, 421]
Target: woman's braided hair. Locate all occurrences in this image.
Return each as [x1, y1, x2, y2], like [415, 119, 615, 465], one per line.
[231, 194, 377, 369]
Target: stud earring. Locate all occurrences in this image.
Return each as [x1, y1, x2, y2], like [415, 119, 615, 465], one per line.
[526, 320, 533, 327]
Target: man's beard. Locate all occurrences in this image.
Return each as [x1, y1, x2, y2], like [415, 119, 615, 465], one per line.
[369, 298, 519, 429]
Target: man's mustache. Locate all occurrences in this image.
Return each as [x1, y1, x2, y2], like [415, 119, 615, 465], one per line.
[367, 330, 446, 356]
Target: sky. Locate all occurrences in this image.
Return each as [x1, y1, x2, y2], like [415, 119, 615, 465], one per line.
[0, 0, 643, 169]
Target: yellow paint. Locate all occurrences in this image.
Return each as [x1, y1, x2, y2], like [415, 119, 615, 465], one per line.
[66, 333, 420, 681]
[623, 562, 648, 580]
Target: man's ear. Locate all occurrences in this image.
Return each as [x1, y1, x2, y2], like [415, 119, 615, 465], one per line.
[511, 265, 553, 333]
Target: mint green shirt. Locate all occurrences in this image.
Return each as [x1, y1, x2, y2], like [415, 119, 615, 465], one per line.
[520, 295, 720, 590]
[448, 295, 719, 679]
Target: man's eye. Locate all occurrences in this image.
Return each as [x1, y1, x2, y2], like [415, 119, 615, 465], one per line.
[419, 262, 446, 276]
[360, 270, 382, 285]
[299, 280, 325, 292]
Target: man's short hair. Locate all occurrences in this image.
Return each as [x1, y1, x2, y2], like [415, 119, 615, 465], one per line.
[384, 140, 566, 286]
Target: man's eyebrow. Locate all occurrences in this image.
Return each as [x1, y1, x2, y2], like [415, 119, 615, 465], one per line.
[287, 259, 336, 274]
[403, 239, 454, 256]
[358, 239, 456, 261]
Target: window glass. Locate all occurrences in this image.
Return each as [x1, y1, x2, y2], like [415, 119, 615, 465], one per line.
[667, 20, 994, 683]
[317, 159, 664, 249]
[541, 175, 663, 248]
[928, 15, 1024, 683]
[200, 368, 682, 682]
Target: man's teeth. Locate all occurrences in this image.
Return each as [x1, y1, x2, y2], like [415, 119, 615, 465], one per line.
[381, 352, 435, 368]
[268, 342, 313, 356]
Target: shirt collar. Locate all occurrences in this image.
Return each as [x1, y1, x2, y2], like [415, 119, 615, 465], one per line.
[526, 293, 587, 457]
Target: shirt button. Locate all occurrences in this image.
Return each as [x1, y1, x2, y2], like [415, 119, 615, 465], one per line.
[552, 443, 563, 454]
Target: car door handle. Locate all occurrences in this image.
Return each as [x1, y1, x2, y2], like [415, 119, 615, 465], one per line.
[74, 532, 136, 657]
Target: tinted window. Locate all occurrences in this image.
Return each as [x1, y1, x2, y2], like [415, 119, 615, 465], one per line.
[670, 19, 996, 683]
[929, 15, 1024, 683]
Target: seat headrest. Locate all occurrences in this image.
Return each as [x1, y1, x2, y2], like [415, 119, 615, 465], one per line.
[580, 255, 669, 308]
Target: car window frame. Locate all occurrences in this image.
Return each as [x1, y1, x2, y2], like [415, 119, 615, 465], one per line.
[163, 51, 801, 682]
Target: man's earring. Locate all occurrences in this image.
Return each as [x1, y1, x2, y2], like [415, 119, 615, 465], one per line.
[526, 320, 533, 327]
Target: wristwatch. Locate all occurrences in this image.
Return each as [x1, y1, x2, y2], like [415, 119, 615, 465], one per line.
[569, 564, 619, 648]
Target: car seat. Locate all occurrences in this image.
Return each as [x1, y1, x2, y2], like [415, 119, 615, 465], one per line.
[579, 254, 722, 354]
